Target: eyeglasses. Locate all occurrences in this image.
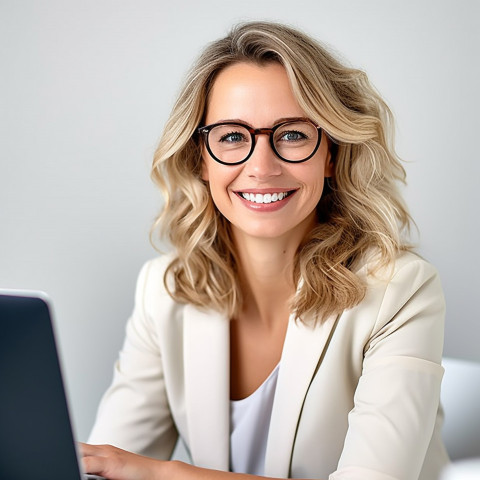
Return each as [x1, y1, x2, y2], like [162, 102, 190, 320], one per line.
[197, 118, 322, 165]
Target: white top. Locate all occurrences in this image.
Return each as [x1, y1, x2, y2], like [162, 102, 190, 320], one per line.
[229, 364, 280, 475]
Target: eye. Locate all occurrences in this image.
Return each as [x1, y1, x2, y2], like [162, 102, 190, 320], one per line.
[219, 130, 248, 143]
[278, 130, 308, 142]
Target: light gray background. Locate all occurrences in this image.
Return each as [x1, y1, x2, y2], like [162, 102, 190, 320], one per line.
[1, 0, 479, 442]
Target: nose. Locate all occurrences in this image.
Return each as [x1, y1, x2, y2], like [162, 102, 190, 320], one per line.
[244, 134, 282, 179]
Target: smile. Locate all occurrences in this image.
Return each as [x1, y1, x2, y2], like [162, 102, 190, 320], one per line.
[239, 191, 295, 204]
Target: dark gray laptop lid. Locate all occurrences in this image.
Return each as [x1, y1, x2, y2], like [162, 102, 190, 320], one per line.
[0, 291, 83, 480]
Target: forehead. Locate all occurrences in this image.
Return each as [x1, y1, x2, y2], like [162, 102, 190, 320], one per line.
[204, 61, 305, 125]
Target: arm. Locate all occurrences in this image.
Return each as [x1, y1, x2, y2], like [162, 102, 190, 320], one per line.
[81, 443, 323, 480]
[331, 257, 446, 480]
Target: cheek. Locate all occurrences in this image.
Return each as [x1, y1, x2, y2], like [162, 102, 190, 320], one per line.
[301, 165, 328, 206]
[201, 161, 234, 206]
[206, 176, 234, 222]
[202, 156, 242, 191]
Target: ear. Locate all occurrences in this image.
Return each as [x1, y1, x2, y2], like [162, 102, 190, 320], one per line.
[323, 143, 335, 178]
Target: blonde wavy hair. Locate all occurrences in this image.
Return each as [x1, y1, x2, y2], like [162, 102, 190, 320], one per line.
[151, 21, 412, 323]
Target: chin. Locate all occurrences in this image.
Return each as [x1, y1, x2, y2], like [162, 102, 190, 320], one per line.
[233, 223, 303, 242]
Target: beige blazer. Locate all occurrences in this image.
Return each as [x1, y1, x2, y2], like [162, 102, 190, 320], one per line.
[89, 251, 449, 480]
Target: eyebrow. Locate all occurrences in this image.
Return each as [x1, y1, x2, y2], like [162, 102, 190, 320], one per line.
[209, 116, 310, 127]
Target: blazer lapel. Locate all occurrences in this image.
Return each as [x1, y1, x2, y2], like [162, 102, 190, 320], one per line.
[264, 313, 339, 477]
[183, 304, 230, 470]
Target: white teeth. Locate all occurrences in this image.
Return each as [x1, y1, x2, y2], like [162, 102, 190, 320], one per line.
[241, 192, 290, 204]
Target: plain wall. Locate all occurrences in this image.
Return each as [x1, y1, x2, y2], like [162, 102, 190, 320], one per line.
[1, 0, 479, 441]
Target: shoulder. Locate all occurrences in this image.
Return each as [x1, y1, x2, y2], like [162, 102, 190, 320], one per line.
[356, 249, 438, 278]
[137, 253, 174, 290]
[342, 250, 445, 337]
[348, 251, 445, 361]
[133, 252, 181, 319]
[356, 250, 443, 301]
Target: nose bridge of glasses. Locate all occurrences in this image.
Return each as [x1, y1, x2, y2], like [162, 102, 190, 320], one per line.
[251, 128, 276, 153]
[246, 129, 281, 172]
[250, 127, 275, 154]
[253, 127, 274, 137]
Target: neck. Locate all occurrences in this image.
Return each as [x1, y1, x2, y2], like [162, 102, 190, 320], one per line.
[232, 228, 308, 327]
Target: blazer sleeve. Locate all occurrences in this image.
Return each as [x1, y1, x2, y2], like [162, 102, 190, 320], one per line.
[330, 257, 446, 480]
[87, 260, 178, 460]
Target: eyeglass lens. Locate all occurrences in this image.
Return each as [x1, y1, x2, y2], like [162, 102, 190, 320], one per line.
[206, 121, 319, 164]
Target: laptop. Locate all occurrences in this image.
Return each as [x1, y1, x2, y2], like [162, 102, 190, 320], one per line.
[0, 290, 105, 480]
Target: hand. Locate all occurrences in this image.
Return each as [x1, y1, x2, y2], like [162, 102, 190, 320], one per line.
[80, 442, 165, 480]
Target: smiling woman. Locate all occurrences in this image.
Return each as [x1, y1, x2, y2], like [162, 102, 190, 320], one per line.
[201, 62, 333, 245]
[84, 21, 449, 480]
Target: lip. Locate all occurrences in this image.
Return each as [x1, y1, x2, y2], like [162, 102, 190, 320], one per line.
[233, 188, 297, 212]
[235, 188, 295, 194]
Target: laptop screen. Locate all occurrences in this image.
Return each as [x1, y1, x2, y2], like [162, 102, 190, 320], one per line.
[0, 292, 83, 480]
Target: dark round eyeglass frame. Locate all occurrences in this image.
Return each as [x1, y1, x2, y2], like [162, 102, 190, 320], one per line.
[197, 118, 323, 166]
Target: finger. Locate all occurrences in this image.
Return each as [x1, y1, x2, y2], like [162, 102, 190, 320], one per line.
[82, 455, 108, 476]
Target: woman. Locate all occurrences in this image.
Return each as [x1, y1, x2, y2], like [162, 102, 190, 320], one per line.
[82, 21, 449, 480]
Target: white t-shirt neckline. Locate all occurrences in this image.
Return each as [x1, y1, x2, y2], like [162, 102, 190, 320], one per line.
[229, 363, 280, 475]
